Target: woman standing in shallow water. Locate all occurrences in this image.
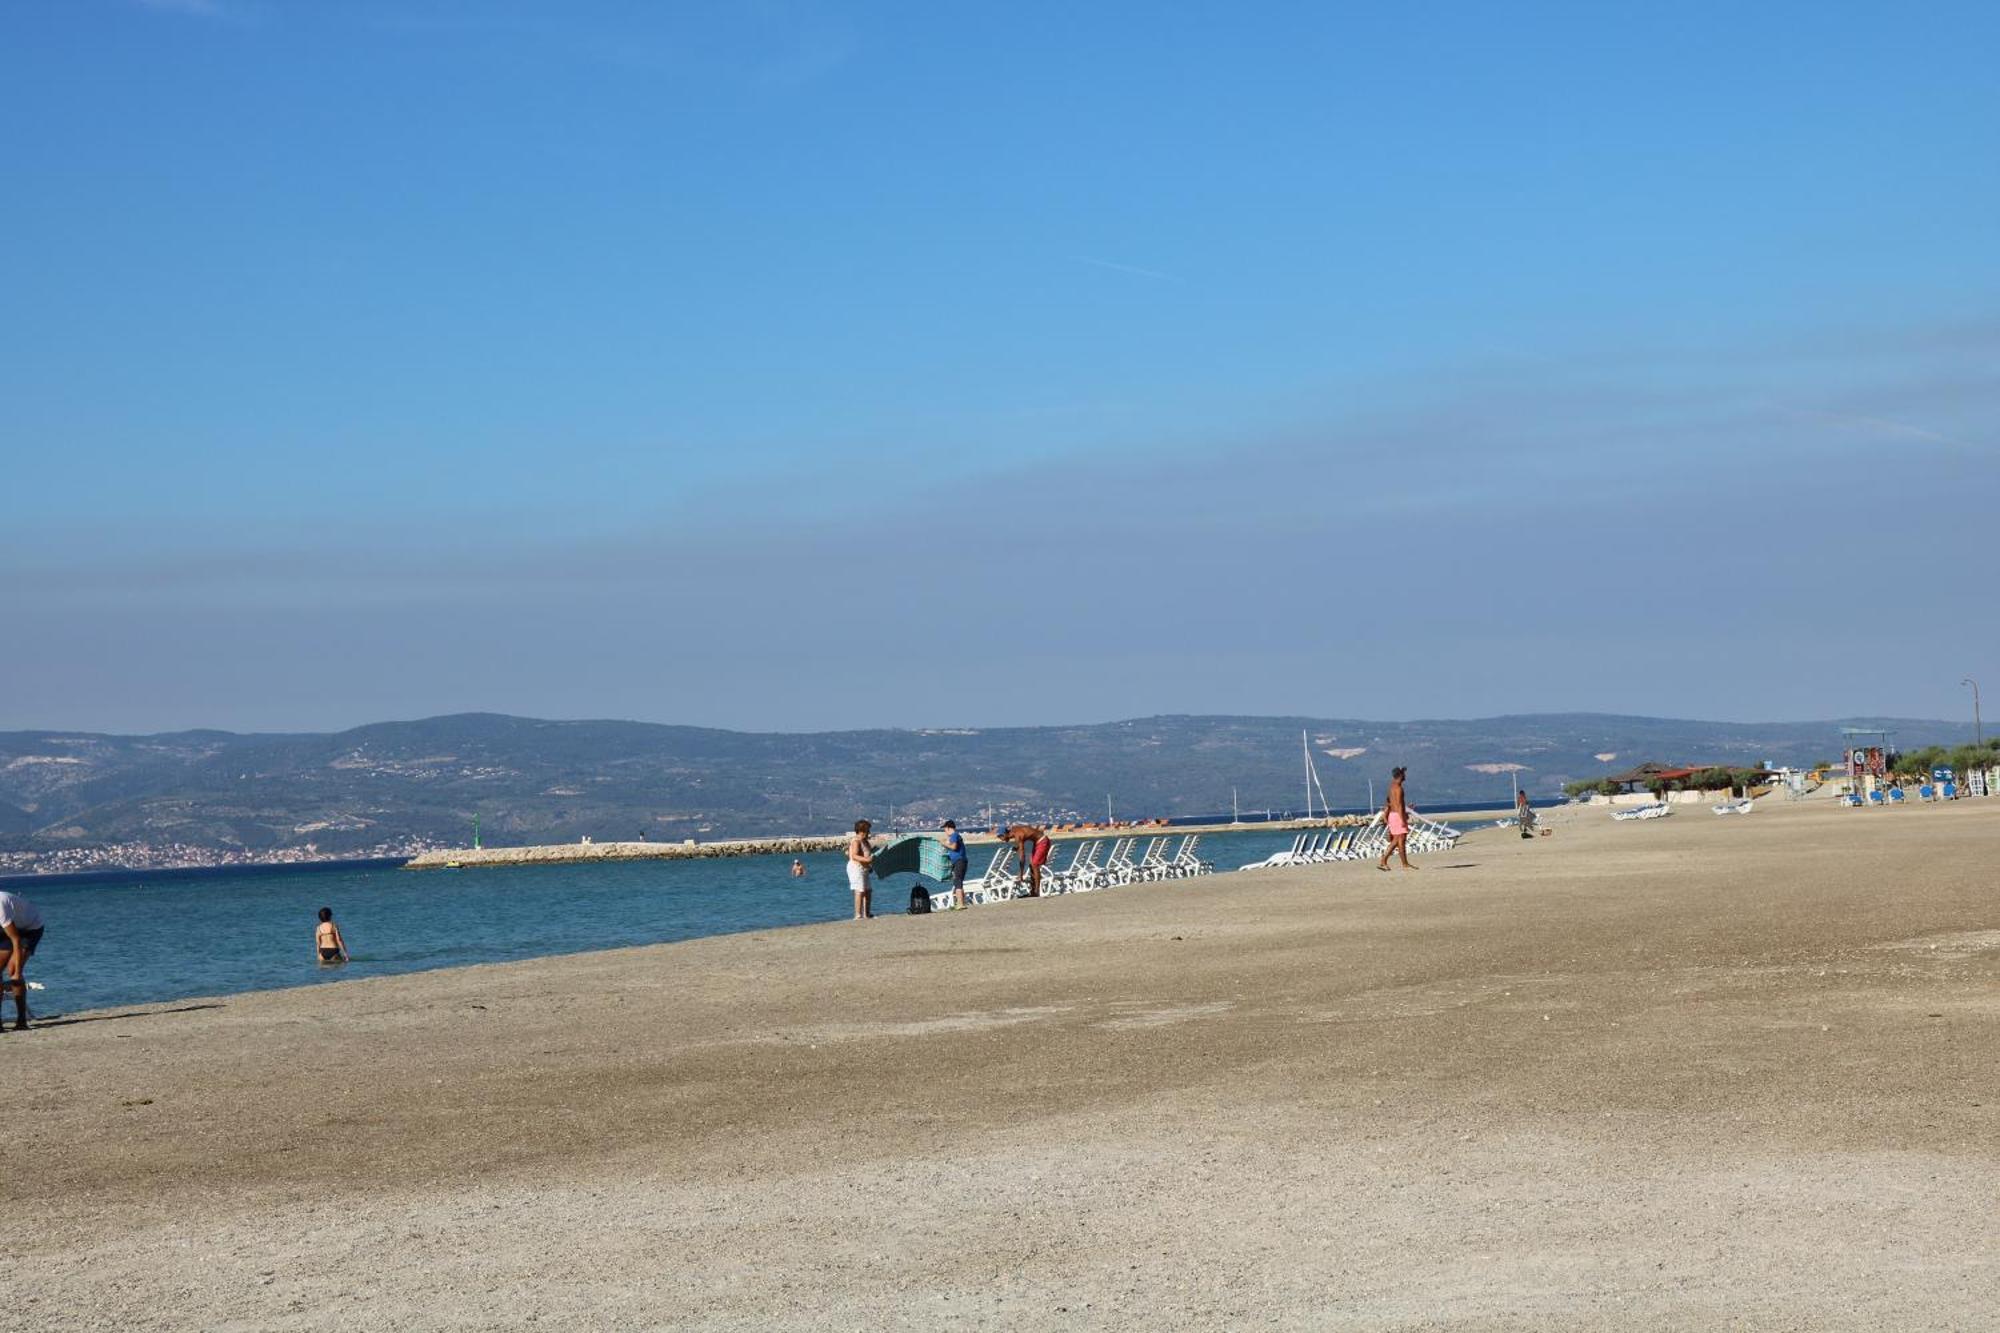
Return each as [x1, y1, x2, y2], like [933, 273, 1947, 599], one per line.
[1377, 767, 1418, 871]
[314, 907, 349, 964]
[846, 819, 875, 920]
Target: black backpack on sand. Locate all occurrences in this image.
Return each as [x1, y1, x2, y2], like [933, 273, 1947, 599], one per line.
[908, 883, 932, 914]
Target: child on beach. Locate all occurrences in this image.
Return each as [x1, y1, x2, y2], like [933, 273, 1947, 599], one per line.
[314, 907, 349, 964]
[940, 820, 969, 908]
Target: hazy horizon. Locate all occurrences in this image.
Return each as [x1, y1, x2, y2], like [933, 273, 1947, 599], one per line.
[1, 705, 1979, 743]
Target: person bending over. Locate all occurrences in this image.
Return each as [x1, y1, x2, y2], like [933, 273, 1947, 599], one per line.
[996, 825, 1047, 897]
[0, 889, 46, 1031]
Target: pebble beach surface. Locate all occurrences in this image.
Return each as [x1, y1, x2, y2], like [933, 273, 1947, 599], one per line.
[10, 797, 1998, 1329]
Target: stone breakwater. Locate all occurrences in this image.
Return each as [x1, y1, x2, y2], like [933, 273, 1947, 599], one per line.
[403, 814, 1410, 873]
[404, 837, 848, 871]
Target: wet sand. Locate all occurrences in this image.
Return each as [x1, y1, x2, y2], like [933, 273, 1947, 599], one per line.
[9, 798, 1998, 1329]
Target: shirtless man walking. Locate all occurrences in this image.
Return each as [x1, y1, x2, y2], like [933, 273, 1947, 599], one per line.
[1376, 767, 1418, 871]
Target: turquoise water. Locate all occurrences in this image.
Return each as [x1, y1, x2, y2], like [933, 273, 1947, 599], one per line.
[18, 828, 1329, 1017]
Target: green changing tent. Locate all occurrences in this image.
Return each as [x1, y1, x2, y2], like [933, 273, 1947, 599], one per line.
[868, 835, 951, 881]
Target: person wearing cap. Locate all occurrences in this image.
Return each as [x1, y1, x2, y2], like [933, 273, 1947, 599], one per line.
[996, 824, 1046, 897]
[0, 889, 46, 1032]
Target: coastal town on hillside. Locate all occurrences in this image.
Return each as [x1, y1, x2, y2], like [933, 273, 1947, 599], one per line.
[0, 836, 447, 877]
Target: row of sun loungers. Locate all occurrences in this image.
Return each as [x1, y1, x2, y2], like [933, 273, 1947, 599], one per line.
[1237, 814, 1462, 869]
[940, 835, 1214, 908]
[1608, 801, 1669, 821]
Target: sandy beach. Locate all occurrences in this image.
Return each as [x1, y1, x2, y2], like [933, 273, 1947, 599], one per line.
[9, 797, 1997, 1330]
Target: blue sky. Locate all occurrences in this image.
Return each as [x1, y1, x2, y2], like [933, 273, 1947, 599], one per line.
[3, 0, 1995, 734]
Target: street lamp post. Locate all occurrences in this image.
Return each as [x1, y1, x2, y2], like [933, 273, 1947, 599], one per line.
[1964, 678, 1982, 745]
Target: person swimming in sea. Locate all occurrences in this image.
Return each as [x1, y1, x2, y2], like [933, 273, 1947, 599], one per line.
[314, 907, 349, 964]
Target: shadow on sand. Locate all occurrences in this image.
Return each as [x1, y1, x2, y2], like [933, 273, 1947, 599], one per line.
[20, 1003, 225, 1030]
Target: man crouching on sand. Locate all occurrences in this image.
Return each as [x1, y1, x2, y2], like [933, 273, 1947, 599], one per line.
[0, 889, 46, 1031]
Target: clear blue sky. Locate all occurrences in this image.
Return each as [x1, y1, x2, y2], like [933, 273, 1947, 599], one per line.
[4, 0, 1995, 734]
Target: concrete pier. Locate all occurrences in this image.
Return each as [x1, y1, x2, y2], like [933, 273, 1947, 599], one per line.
[401, 814, 1427, 873]
[404, 836, 849, 871]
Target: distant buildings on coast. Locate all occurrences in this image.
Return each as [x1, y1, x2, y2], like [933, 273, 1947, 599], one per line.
[0, 836, 445, 877]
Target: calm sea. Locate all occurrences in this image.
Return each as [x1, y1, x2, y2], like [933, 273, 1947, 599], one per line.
[16, 826, 1380, 1017]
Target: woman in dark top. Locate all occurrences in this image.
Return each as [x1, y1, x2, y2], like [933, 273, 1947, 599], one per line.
[314, 907, 349, 964]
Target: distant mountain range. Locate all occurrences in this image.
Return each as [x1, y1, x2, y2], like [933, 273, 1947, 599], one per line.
[0, 711, 1968, 859]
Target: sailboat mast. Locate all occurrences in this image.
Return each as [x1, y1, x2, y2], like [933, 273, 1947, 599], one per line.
[1301, 730, 1333, 823]
[1303, 730, 1312, 820]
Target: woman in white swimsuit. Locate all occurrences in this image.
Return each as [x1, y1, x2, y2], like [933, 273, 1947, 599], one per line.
[846, 819, 875, 920]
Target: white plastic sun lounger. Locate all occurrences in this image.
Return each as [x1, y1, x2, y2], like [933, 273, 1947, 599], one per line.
[1241, 832, 1308, 870]
[1043, 839, 1096, 893]
[1059, 840, 1104, 891]
[1169, 835, 1211, 877]
[1104, 837, 1140, 883]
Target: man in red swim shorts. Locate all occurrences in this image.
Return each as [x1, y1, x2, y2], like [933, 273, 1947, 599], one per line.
[1028, 828, 1054, 896]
